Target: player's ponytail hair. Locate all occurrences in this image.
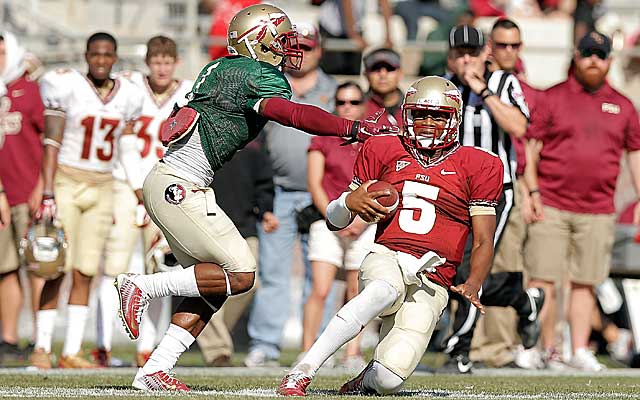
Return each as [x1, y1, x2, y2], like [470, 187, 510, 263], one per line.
[146, 36, 178, 61]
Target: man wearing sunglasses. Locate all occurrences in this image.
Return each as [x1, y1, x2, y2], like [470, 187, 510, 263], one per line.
[524, 31, 640, 371]
[362, 48, 404, 129]
[438, 24, 535, 374]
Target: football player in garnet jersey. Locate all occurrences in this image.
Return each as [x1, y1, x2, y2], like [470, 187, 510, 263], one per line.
[92, 36, 194, 368]
[279, 76, 504, 396]
[31, 32, 145, 369]
[113, 4, 397, 391]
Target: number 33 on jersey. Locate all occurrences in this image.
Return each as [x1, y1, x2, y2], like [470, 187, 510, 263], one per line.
[40, 68, 144, 172]
[350, 135, 504, 287]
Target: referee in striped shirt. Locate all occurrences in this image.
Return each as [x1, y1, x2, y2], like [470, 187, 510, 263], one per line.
[438, 25, 536, 373]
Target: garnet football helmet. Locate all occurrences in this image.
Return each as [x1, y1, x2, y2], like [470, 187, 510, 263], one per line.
[402, 76, 462, 150]
[20, 218, 67, 280]
[227, 4, 303, 69]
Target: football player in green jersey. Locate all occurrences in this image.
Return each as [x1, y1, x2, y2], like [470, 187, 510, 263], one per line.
[115, 3, 397, 391]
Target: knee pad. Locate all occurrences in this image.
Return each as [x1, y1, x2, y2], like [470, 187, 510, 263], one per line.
[363, 361, 404, 395]
[376, 301, 438, 379]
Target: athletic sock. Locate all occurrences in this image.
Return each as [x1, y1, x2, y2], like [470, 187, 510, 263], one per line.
[132, 266, 200, 298]
[296, 280, 398, 376]
[142, 323, 195, 374]
[62, 305, 89, 357]
[35, 309, 57, 353]
[97, 276, 119, 351]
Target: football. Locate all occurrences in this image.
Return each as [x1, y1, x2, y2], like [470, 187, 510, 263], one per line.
[367, 180, 399, 219]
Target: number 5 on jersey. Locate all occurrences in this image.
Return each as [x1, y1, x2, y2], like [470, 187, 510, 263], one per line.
[398, 181, 440, 235]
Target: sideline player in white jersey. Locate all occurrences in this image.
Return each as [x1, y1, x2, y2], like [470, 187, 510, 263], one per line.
[30, 32, 145, 369]
[92, 36, 193, 367]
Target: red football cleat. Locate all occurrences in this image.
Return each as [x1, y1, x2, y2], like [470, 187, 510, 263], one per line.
[278, 370, 312, 396]
[132, 369, 190, 391]
[115, 274, 149, 340]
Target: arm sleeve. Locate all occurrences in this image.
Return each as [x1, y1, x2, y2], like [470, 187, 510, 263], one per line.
[525, 88, 551, 140]
[469, 154, 504, 212]
[40, 70, 72, 115]
[503, 75, 530, 120]
[624, 105, 640, 152]
[124, 83, 144, 122]
[349, 139, 382, 190]
[261, 97, 354, 138]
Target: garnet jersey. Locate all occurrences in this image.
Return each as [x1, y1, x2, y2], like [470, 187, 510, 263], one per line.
[40, 69, 144, 172]
[112, 71, 193, 182]
[350, 135, 504, 287]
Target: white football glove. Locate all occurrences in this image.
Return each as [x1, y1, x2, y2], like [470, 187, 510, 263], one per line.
[135, 203, 150, 228]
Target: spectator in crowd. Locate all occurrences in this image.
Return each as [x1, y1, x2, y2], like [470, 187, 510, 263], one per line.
[439, 25, 543, 374]
[362, 48, 403, 127]
[524, 31, 640, 371]
[393, 0, 450, 41]
[245, 22, 339, 367]
[0, 31, 45, 363]
[92, 36, 193, 368]
[31, 32, 144, 369]
[318, 0, 393, 75]
[301, 82, 374, 370]
[419, 10, 475, 77]
[197, 139, 278, 367]
[470, 18, 544, 369]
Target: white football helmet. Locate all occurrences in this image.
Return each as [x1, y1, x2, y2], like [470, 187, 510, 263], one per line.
[145, 236, 180, 273]
[20, 219, 67, 280]
[402, 76, 462, 150]
[227, 4, 303, 69]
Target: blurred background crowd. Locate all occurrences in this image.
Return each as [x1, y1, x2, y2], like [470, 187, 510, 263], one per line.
[0, 0, 640, 374]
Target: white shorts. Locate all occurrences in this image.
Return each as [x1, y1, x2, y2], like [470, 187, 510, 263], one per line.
[307, 220, 376, 270]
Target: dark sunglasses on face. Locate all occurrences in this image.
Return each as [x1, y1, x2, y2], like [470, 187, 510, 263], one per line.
[494, 42, 522, 50]
[452, 47, 482, 58]
[368, 64, 398, 73]
[580, 48, 608, 60]
[335, 99, 363, 106]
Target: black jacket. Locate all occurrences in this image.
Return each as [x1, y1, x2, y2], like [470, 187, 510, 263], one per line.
[211, 141, 274, 238]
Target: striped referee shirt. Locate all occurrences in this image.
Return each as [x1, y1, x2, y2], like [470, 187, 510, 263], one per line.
[445, 70, 529, 184]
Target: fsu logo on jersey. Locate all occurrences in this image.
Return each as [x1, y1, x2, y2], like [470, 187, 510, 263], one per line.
[165, 184, 186, 205]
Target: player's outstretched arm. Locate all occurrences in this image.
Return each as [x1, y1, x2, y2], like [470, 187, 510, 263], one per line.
[37, 113, 66, 222]
[450, 214, 496, 314]
[259, 97, 398, 142]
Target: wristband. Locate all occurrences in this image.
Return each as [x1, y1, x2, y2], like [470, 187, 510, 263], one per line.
[529, 189, 540, 195]
[481, 88, 495, 100]
[43, 191, 55, 200]
[0, 188, 4, 195]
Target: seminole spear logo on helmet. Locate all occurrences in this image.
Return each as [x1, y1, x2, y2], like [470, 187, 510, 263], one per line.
[237, 13, 287, 44]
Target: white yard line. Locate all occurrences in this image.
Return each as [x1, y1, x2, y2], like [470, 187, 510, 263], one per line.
[0, 387, 638, 399]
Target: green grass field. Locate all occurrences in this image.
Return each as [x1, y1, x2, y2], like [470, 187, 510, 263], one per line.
[1, 345, 639, 399]
[1, 368, 640, 399]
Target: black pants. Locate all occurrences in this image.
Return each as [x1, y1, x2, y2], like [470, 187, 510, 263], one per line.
[442, 185, 525, 357]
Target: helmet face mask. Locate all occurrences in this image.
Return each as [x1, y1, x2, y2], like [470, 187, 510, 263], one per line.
[402, 76, 462, 152]
[227, 4, 303, 69]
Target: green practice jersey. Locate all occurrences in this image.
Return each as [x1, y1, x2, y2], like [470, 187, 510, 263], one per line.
[187, 56, 292, 171]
